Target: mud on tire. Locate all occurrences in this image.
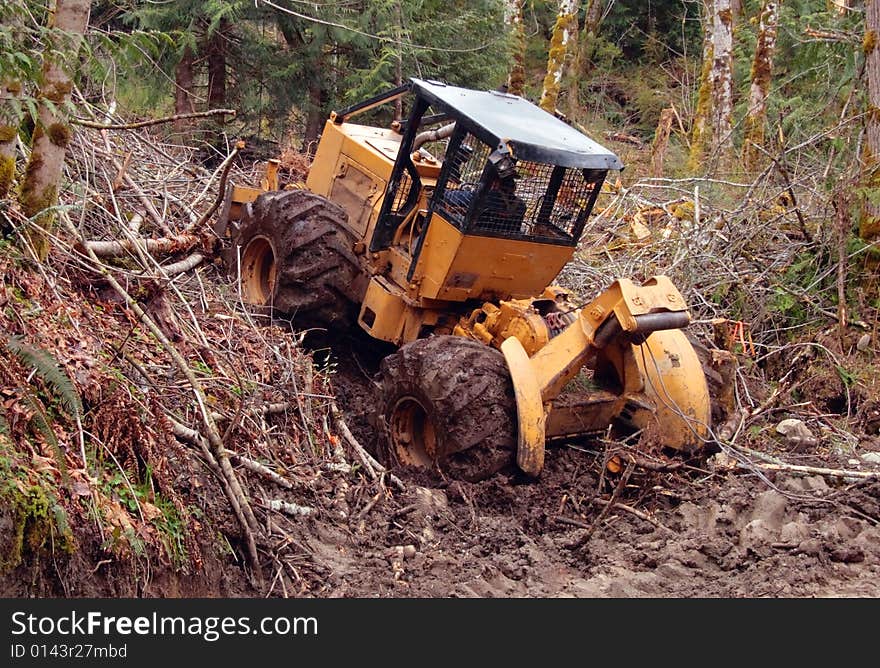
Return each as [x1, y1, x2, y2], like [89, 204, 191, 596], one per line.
[224, 189, 367, 332]
[375, 336, 517, 482]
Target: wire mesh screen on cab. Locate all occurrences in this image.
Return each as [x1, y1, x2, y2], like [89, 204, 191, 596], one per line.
[436, 133, 600, 245]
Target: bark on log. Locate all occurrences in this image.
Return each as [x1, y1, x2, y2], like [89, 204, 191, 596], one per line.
[80, 233, 201, 258]
[19, 0, 91, 260]
[742, 1, 779, 169]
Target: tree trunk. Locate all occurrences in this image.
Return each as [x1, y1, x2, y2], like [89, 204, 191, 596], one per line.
[689, 1, 714, 172]
[0, 79, 22, 200]
[206, 20, 228, 111]
[861, 0, 880, 244]
[539, 0, 579, 113]
[742, 1, 779, 170]
[731, 0, 743, 21]
[710, 0, 734, 165]
[19, 0, 91, 260]
[173, 45, 195, 133]
[303, 79, 325, 157]
[505, 0, 526, 96]
[569, 0, 605, 116]
[651, 107, 675, 177]
[0, 1, 24, 199]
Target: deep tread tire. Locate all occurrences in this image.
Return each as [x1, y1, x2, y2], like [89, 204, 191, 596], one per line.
[375, 336, 517, 482]
[225, 189, 367, 331]
[686, 333, 734, 427]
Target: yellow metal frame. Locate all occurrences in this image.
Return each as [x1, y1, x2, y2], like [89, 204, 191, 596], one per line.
[412, 215, 575, 302]
[499, 276, 710, 477]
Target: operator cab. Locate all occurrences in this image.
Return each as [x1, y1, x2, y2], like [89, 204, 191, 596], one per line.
[324, 77, 624, 306]
[369, 78, 623, 255]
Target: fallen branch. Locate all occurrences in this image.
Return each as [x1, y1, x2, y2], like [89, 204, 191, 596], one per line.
[834, 192, 849, 340]
[73, 108, 237, 130]
[150, 252, 206, 278]
[94, 121, 170, 235]
[323, 416, 352, 474]
[622, 452, 683, 472]
[357, 487, 385, 521]
[189, 141, 243, 233]
[112, 151, 132, 192]
[330, 401, 404, 491]
[713, 441, 879, 482]
[79, 233, 201, 258]
[589, 498, 674, 535]
[60, 211, 264, 585]
[261, 498, 314, 517]
[554, 515, 592, 530]
[232, 454, 293, 489]
[556, 498, 674, 536]
[742, 460, 878, 481]
[576, 461, 634, 546]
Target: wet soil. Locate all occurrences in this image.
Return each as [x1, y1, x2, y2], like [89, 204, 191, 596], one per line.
[3, 313, 877, 599]
[299, 333, 880, 598]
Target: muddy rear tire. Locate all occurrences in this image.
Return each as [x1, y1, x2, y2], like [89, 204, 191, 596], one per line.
[224, 189, 367, 332]
[375, 336, 517, 482]
[686, 333, 735, 427]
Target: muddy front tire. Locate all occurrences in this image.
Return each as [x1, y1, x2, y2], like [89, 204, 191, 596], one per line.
[375, 336, 517, 482]
[224, 189, 366, 332]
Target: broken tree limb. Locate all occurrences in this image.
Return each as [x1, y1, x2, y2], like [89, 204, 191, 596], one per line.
[357, 484, 385, 521]
[577, 461, 634, 546]
[714, 442, 879, 482]
[189, 140, 243, 233]
[73, 108, 237, 131]
[322, 415, 352, 474]
[151, 252, 206, 278]
[260, 498, 313, 517]
[750, 140, 813, 243]
[739, 459, 879, 481]
[79, 233, 201, 258]
[589, 498, 674, 535]
[330, 401, 404, 491]
[556, 497, 674, 536]
[60, 211, 264, 585]
[232, 454, 293, 489]
[95, 122, 170, 235]
[112, 151, 133, 192]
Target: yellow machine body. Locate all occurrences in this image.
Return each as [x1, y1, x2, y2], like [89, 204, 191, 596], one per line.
[218, 79, 716, 479]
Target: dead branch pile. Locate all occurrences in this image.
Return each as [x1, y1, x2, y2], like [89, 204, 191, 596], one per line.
[0, 97, 386, 596]
[560, 142, 879, 481]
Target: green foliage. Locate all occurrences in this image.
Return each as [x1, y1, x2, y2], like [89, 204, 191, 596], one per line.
[0, 2, 44, 88]
[730, 1, 861, 160]
[5, 336, 82, 419]
[116, 0, 507, 143]
[99, 462, 189, 569]
[600, 0, 702, 62]
[835, 364, 857, 388]
[0, 438, 74, 574]
[2, 336, 82, 482]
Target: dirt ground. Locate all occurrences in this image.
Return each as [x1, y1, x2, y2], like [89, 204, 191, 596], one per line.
[2, 265, 878, 600]
[296, 334, 880, 599]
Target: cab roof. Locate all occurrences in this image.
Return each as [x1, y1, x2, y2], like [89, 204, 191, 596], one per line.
[411, 78, 624, 171]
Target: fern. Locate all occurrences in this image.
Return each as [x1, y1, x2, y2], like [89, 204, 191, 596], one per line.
[5, 336, 82, 420]
[18, 387, 68, 482]
[2, 336, 82, 483]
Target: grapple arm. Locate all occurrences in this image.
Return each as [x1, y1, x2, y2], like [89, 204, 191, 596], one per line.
[501, 276, 710, 476]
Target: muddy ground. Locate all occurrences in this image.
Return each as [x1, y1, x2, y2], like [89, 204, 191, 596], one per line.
[2, 266, 878, 600]
[299, 332, 880, 598]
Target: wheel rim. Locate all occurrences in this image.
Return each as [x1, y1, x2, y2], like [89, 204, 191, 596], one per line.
[389, 397, 437, 468]
[240, 236, 276, 305]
